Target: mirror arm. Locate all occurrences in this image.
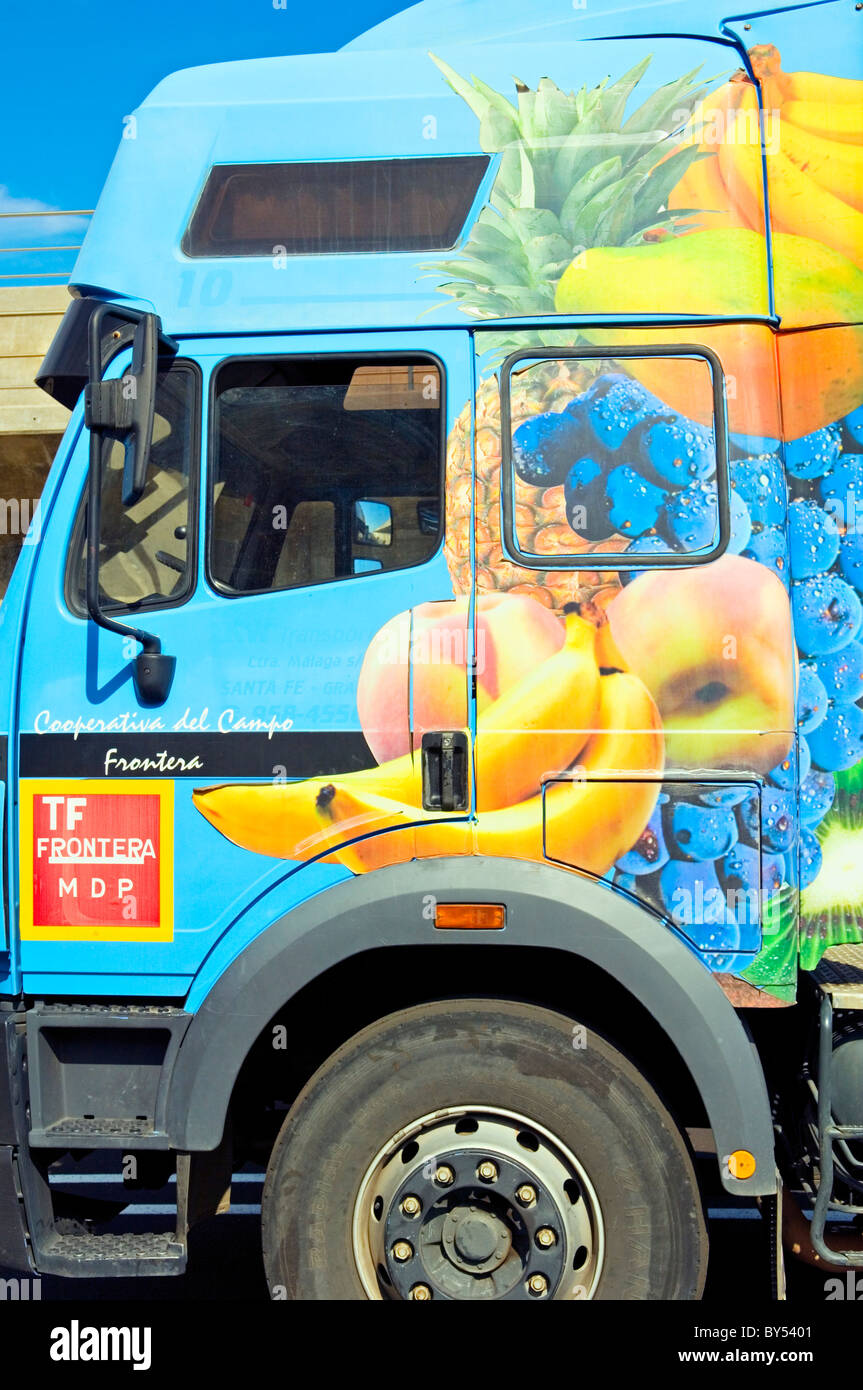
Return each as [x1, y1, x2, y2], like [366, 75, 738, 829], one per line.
[84, 303, 177, 705]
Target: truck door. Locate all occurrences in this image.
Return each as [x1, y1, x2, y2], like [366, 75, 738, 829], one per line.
[465, 339, 619, 858]
[14, 329, 473, 989]
[468, 335, 734, 872]
[467, 330, 795, 973]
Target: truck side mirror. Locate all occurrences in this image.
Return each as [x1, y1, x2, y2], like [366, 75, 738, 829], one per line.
[84, 303, 178, 706]
[85, 313, 159, 507]
[353, 499, 392, 547]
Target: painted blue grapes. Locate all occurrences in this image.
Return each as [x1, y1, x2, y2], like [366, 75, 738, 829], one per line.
[512, 371, 727, 556]
[788, 498, 840, 579]
[792, 574, 862, 656]
[785, 424, 842, 480]
[554, 387, 863, 957]
[791, 414, 863, 799]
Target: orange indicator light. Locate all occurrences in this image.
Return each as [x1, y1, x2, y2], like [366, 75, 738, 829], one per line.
[434, 903, 505, 930]
[727, 1150, 756, 1180]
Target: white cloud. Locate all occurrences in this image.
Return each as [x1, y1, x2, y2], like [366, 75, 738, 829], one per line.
[0, 184, 90, 246]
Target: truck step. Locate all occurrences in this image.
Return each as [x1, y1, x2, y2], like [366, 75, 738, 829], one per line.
[25, 1002, 191, 1150]
[814, 945, 863, 1010]
[29, 1118, 166, 1148]
[34, 1229, 186, 1277]
[29, 1003, 188, 1018]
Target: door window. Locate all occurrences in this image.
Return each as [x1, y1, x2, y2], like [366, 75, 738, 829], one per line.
[501, 348, 729, 569]
[209, 356, 443, 594]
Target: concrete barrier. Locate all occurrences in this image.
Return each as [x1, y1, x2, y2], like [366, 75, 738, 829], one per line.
[0, 286, 71, 596]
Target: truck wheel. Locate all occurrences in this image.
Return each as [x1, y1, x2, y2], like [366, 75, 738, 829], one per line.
[261, 999, 708, 1300]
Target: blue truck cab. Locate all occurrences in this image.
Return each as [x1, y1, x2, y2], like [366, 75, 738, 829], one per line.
[1, 0, 862, 1298]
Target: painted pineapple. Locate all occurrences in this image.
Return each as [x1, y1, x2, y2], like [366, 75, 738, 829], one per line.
[428, 55, 718, 610]
[445, 361, 629, 613]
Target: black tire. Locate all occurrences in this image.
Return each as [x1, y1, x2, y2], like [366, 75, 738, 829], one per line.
[261, 999, 708, 1300]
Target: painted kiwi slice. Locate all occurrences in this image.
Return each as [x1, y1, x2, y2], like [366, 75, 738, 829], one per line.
[742, 888, 797, 997]
[800, 760, 863, 970]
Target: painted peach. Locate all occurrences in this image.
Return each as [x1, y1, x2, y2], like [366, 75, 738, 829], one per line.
[605, 554, 795, 772]
[357, 593, 565, 764]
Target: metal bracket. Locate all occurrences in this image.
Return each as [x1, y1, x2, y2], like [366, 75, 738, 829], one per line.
[810, 986, 863, 1267]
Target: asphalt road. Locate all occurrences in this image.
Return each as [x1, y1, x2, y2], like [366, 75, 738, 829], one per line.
[1, 1155, 836, 1304]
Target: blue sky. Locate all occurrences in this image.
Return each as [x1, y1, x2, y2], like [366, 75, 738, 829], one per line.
[0, 0, 412, 285]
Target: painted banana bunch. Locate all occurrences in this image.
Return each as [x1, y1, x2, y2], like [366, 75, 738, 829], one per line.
[192, 611, 664, 877]
[671, 45, 863, 269]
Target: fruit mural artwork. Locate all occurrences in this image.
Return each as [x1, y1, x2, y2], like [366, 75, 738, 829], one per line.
[430, 42, 863, 994]
[193, 608, 663, 877]
[193, 43, 863, 1000]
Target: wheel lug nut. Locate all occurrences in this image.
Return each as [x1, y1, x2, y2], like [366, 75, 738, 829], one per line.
[435, 1165, 454, 1186]
[401, 1195, 421, 1217]
[528, 1274, 548, 1296]
[409, 1283, 432, 1300]
[536, 1227, 557, 1249]
[392, 1241, 414, 1263]
[477, 1160, 498, 1182]
[516, 1184, 537, 1206]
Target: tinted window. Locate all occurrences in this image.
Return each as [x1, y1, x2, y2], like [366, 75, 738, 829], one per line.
[183, 157, 489, 257]
[210, 357, 442, 594]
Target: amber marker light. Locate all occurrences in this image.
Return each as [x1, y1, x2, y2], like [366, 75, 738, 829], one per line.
[727, 1150, 756, 1180]
[434, 903, 506, 930]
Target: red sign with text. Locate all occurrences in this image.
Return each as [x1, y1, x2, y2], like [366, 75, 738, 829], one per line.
[31, 792, 161, 929]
